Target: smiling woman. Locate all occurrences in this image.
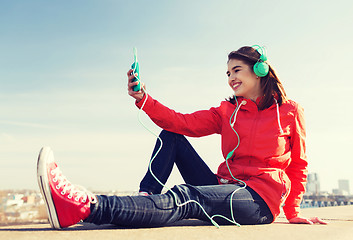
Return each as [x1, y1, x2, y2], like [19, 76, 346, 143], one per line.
[36, 45, 327, 230]
[226, 46, 287, 110]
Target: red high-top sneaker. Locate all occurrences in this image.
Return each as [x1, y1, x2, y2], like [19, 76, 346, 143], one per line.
[37, 147, 97, 229]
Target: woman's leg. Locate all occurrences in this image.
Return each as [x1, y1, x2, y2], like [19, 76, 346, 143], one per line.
[37, 146, 272, 229]
[139, 130, 218, 194]
[86, 184, 273, 227]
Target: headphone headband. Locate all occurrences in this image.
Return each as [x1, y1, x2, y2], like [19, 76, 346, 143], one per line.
[251, 45, 268, 61]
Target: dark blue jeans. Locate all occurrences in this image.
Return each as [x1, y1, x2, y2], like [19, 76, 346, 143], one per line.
[85, 131, 273, 227]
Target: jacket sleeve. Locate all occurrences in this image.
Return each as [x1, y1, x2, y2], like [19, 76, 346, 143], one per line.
[135, 94, 222, 137]
[283, 104, 308, 220]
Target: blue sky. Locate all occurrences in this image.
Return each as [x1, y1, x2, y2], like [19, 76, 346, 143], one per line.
[1, 0, 352, 194]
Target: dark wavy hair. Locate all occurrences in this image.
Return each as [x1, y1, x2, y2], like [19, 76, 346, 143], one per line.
[226, 46, 287, 110]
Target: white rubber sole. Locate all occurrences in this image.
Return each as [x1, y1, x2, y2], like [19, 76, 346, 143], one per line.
[37, 147, 61, 229]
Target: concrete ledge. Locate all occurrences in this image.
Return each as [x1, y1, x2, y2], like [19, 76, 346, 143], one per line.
[0, 206, 352, 240]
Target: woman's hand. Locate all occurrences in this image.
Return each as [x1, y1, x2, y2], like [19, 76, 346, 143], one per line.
[127, 69, 145, 102]
[289, 216, 328, 225]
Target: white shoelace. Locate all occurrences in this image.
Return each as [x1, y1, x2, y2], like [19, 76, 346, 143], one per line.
[50, 167, 97, 204]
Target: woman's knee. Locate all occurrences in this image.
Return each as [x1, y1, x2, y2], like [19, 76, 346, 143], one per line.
[160, 130, 184, 140]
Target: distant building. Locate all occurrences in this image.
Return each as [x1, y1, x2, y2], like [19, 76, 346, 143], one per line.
[338, 179, 350, 195]
[22, 195, 36, 205]
[6, 194, 24, 207]
[306, 173, 320, 195]
[332, 188, 343, 195]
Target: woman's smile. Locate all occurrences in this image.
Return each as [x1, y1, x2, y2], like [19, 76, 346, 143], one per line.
[231, 81, 242, 90]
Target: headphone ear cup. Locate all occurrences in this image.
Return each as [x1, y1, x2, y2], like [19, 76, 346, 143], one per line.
[253, 61, 269, 77]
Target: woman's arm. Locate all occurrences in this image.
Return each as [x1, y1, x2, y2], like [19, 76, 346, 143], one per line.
[283, 104, 308, 219]
[135, 93, 222, 137]
[127, 69, 222, 137]
[284, 104, 327, 225]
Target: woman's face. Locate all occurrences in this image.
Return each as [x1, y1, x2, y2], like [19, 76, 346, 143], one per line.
[227, 59, 263, 101]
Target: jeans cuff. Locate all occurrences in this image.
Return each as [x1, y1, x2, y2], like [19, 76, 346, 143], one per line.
[83, 195, 100, 223]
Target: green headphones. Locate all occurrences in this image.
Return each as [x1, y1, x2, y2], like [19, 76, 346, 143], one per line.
[252, 45, 269, 77]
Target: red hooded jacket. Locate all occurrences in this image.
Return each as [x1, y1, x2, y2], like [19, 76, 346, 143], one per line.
[136, 94, 308, 221]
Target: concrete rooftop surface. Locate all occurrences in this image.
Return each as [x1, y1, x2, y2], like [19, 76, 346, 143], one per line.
[0, 205, 352, 240]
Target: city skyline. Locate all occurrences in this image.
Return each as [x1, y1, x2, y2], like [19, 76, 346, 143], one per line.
[306, 173, 351, 195]
[1, 1, 353, 194]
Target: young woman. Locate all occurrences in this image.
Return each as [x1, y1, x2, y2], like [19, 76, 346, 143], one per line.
[37, 46, 326, 229]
